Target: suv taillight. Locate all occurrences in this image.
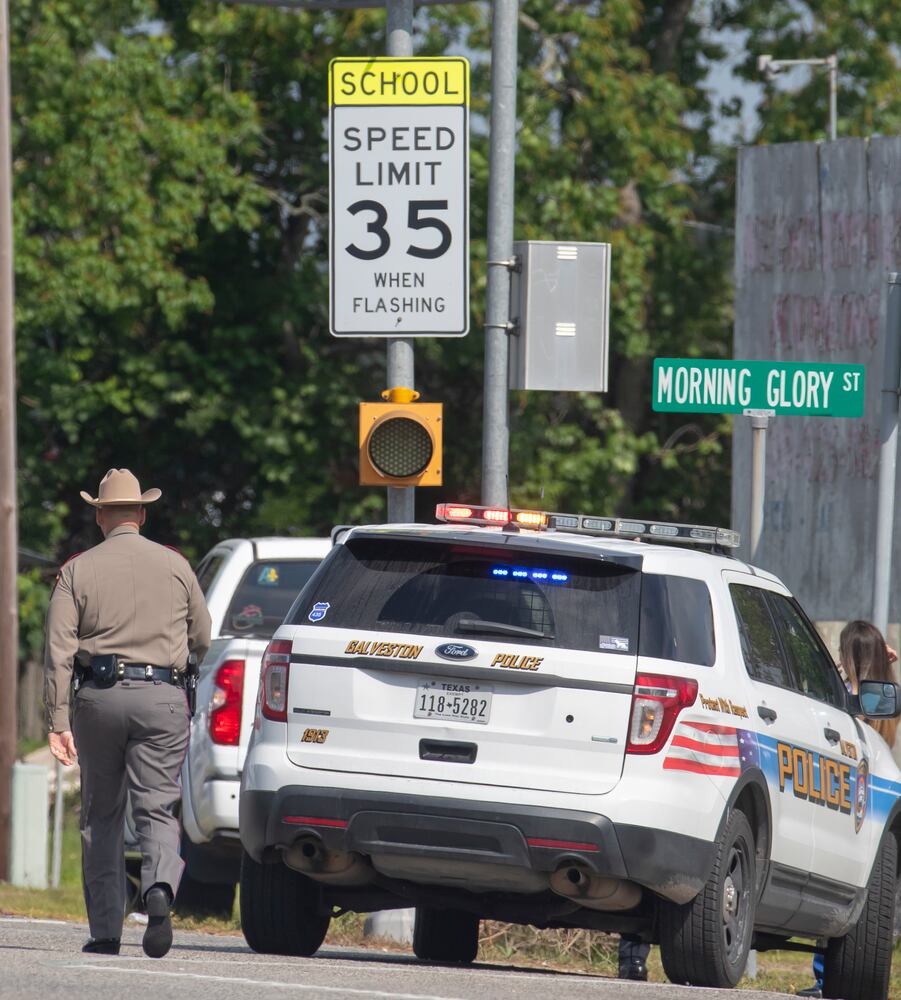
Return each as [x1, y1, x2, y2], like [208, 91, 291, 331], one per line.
[626, 672, 698, 755]
[261, 639, 292, 722]
[209, 659, 245, 746]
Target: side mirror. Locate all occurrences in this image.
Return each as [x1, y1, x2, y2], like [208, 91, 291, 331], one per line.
[856, 680, 901, 719]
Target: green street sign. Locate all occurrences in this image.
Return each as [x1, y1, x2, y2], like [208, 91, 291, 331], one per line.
[652, 358, 865, 417]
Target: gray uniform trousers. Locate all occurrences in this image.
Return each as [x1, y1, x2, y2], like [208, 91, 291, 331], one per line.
[72, 678, 189, 941]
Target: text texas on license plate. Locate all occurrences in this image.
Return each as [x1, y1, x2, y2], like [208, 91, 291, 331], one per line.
[414, 679, 492, 725]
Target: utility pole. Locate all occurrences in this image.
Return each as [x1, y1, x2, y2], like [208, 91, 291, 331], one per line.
[481, 0, 519, 507]
[384, 0, 416, 524]
[872, 274, 901, 637]
[0, 0, 18, 881]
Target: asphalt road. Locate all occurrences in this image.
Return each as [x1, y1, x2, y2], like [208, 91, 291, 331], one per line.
[0, 915, 800, 1000]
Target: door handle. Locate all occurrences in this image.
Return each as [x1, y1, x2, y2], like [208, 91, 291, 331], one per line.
[757, 705, 777, 723]
[824, 727, 841, 744]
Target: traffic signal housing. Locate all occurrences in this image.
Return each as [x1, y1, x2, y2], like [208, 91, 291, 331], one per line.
[359, 387, 443, 486]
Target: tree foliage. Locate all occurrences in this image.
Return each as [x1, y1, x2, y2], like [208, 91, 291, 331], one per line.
[11, 0, 900, 596]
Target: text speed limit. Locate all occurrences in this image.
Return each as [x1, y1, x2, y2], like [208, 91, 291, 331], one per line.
[329, 58, 470, 337]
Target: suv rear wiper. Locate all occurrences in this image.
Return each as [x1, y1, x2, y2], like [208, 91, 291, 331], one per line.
[456, 619, 554, 640]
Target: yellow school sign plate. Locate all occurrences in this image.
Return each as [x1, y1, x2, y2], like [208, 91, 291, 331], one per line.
[329, 57, 470, 337]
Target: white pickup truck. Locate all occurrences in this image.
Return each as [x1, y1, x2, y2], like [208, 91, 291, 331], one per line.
[175, 535, 332, 915]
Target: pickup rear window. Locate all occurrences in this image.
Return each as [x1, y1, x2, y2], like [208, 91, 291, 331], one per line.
[290, 537, 640, 653]
[223, 560, 322, 639]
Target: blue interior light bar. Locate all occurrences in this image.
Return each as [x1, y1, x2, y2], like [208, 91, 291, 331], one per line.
[492, 565, 569, 584]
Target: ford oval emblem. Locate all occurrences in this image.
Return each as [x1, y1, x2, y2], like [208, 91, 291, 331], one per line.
[436, 642, 477, 661]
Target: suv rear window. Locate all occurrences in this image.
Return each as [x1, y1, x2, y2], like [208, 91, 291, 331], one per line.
[290, 537, 640, 653]
[223, 560, 322, 639]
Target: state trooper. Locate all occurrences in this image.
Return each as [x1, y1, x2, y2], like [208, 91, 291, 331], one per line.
[44, 469, 211, 958]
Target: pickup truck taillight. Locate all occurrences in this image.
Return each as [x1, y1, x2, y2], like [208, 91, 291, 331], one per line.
[261, 639, 292, 722]
[626, 673, 698, 755]
[209, 659, 245, 745]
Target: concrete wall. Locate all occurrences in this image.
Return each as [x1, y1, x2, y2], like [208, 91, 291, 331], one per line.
[732, 137, 901, 622]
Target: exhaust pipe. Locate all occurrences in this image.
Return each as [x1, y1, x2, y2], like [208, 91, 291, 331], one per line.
[284, 836, 375, 886]
[549, 862, 641, 911]
[562, 866, 590, 889]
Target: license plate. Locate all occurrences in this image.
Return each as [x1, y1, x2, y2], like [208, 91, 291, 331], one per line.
[413, 680, 492, 725]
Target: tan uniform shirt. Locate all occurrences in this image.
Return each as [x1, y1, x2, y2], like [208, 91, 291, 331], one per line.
[43, 524, 212, 733]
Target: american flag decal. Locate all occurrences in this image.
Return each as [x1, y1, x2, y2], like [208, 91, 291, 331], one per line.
[663, 721, 755, 777]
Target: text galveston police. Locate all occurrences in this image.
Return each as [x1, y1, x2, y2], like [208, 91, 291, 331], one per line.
[652, 358, 865, 418]
[329, 57, 470, 337]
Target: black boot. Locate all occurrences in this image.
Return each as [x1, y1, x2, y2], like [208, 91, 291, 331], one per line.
[142, 885, 173, 958]
[618, 959, 649, 981]
[82, 937, 120, 955]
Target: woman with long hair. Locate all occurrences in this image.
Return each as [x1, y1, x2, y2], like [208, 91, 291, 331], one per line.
[798, 619, 898, 998]
[838, 619, 899, 747]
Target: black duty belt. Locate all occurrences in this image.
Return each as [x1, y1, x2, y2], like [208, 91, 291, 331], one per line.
[78, 662, 184, 685]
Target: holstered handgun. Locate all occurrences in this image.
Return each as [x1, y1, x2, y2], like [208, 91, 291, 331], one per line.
[186, 653, 199, 717]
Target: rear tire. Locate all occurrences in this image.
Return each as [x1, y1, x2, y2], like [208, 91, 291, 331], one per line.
[659, 809, 756, 987]
[413, 906, 479, 963]
[240, 850, 330, 956]
[823, 831, 896, 1000]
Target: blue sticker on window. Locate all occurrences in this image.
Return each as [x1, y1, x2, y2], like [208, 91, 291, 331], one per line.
[308, 602, 330, 623]
[258, 566, 280, 586]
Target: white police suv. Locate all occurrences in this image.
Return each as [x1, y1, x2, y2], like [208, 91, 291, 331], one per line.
[239, 504, 901, 998]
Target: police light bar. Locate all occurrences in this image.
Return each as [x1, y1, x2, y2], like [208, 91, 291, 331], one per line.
[435, 503, 549, 530]
[550, 513, 740, 549]
[434, 503, 739, 549]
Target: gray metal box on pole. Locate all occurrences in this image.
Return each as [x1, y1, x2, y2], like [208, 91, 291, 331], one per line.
[508, 240, 611, 393]
[9, 763, 48, 888]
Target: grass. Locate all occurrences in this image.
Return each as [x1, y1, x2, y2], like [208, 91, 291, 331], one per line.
[2, 795, 899, 994]
[16, 737, 46, 759]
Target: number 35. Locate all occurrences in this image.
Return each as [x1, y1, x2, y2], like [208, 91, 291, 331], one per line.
[345, 200, 452, 261]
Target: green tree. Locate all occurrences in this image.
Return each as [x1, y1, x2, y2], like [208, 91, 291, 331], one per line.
[716, 0, 901, 144]
[495, 0, 735, 522]
[13, 0, 736, 570]
[23, 0, 901, 579]
[13, 0, 266, 558]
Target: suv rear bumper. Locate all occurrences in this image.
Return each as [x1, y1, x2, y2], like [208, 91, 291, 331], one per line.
[240, 786, 713, 904]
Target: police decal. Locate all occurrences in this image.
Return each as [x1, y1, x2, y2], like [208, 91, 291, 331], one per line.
[308, 601, 330, 622]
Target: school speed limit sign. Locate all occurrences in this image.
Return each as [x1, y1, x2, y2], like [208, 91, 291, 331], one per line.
[329, 57, 469, 337]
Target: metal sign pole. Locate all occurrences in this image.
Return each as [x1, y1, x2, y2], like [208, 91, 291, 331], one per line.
[872, 273, 901, 637]
[749, 414, 769, 565]
[384, 0, 416, 524]
[0, 0, 18, 882]
[481, 0, 519, 508]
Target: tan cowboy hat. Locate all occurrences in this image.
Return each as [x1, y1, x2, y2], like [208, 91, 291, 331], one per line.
[80, 468, 162, 507]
